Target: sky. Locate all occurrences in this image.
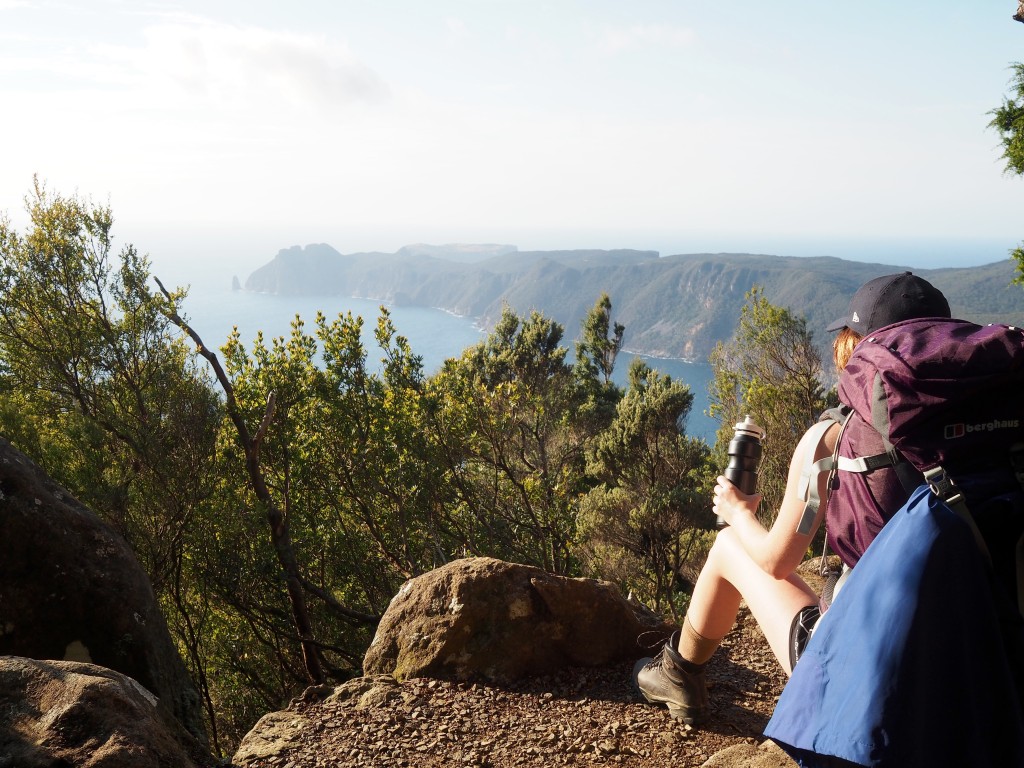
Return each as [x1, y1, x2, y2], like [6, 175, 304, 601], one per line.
[2, 1, 1024, 287]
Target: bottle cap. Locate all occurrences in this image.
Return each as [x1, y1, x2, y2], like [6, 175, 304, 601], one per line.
[733, 415, 765, 440]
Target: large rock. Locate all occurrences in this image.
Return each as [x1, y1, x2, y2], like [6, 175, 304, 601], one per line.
[701, 740, 796, 768]
[0, 436, 207, 744]
[363, 557, 673, 683]
[0, 656, 214, 768]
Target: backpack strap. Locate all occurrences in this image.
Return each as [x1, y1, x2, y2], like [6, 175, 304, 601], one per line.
[924, 456, 1024, 618]
[795, 408, 847, 536]
[922, 465, 994, 566]
[813, 426, 917, 486]
[1017, 535, 1024, 618]
[1010, 444, 1024, 615]
[836, 451, 898, 474]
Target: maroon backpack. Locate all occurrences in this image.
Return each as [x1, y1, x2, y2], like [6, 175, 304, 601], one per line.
[812, 317, 1024, 607]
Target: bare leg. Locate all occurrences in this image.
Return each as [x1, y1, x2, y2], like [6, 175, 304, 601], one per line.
[683, 527, 818, 674]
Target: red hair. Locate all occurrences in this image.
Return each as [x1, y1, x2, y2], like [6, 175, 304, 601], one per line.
[833, 327, 862, 373]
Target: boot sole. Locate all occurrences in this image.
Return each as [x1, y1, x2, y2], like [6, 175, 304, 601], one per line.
[639, 693, 705, 726]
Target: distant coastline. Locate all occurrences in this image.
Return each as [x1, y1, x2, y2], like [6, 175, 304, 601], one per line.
[239, 244, 1024, 363]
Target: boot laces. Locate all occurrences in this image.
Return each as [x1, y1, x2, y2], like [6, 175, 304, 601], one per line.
[644, 655, 665, 671]
[641, 643, 671, 671]
[636, 630, 673, 653]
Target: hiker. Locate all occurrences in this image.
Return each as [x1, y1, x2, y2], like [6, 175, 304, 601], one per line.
[631, 272, 952, 725]
[766, 299, 1024, 766]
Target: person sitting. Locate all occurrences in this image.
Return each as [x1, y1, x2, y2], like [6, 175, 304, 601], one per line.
[631, 272, 951, 725]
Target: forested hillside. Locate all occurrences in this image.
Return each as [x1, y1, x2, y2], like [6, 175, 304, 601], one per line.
[3, 185, 1020, 759]
[244, 244, 1024, 360]
[0, 187, 734, 756]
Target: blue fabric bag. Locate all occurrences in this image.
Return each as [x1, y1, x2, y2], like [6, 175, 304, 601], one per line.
[765, 486, 1024, 767]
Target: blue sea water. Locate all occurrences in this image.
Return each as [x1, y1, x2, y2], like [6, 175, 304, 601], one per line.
[176, 285, 719, 443]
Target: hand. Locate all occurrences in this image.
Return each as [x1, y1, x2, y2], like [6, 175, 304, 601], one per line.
[712, 475, 761, 527]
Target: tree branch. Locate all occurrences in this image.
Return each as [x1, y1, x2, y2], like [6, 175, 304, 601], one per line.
[155, 275, 327, 685]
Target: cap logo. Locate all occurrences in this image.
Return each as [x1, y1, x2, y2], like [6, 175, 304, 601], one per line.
[851, 311, 860, 324]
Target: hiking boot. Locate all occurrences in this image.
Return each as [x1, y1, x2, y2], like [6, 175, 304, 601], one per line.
[631, 631, 710, 725]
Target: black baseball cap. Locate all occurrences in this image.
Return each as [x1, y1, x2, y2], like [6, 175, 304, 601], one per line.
[826, 272, 950, 334]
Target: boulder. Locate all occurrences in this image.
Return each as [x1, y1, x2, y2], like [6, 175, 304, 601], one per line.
[0, 436, 207, 744]
[363, 557, 674, 683]
[701, 739, 796, 767]
[232, 677, 405, 766]
[232, 709, 313, 766]
[0, 656, 214, 768]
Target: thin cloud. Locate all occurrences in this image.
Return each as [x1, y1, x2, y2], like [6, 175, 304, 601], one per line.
[98, 19, 390, 112]
[595, 23, 696, 55]
[446, 17, 470, 41]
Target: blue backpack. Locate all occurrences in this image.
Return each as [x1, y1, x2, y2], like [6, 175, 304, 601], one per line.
[768, 487, 1024, 767]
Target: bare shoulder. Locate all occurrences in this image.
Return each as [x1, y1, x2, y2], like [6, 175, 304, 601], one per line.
[791, 419, 840, 470]
[820, 419, 841, 454]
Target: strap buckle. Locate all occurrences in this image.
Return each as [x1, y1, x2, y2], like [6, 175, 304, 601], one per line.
[923, 465, 962, 504]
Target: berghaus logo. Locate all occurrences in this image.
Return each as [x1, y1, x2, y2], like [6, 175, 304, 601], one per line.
[944, 419, 1020, 439]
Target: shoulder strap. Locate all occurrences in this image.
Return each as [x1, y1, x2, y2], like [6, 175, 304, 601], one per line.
[926, 448, 1024, 618]
[795, 411, 845, 536]
[923, 466, 993, 565]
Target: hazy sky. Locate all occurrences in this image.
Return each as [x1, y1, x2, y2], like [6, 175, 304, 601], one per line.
[2, 1, 1023, 282]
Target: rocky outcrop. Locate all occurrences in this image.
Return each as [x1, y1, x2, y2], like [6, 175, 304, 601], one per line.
[232, 606, 796, 768]
[232, 558, 798, 767]
[363, 557, 674, 683]
[233, 676, 402, 765]
[0, 436, 207, 745]
[0, 656, 215, 768]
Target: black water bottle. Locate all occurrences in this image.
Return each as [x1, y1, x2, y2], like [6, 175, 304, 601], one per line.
[718, 415, 765, 528]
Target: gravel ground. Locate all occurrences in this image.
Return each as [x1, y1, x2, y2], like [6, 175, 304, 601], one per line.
[232, 606, 792, 768]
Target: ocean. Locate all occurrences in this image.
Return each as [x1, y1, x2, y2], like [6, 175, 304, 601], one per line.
[176, 285, 720, 443]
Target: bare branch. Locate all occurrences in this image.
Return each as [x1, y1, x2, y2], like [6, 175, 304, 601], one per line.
[298, 577, 382, 625]
[254, 392, 277, 453]
[155, 274, 327, 685]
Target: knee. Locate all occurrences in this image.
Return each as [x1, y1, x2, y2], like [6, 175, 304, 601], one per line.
[706, 525, 745, 567]
[711, 525, 742, 555]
